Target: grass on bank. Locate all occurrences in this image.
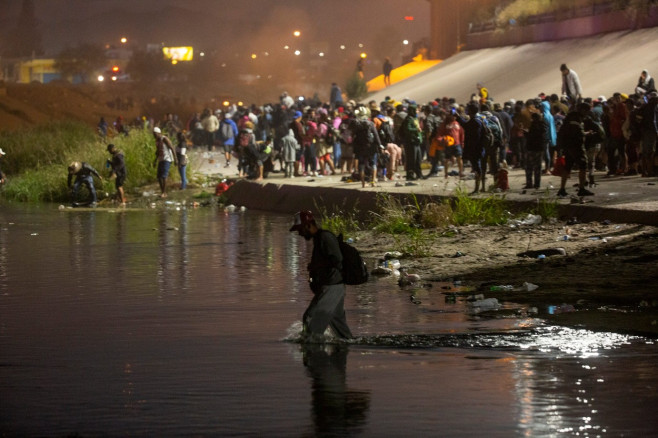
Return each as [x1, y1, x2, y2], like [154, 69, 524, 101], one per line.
[478, 0, 649, 28]
[0, 122, 181, 203]
[319, 192, 559, 257]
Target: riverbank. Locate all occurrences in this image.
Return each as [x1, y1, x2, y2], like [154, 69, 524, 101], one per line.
[186, 151, 658, 337]
[31, 149, 658, 337]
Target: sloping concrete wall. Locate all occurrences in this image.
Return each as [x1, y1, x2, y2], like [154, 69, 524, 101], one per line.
[366, 28, 658, 105]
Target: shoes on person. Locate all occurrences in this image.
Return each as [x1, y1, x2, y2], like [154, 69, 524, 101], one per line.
[577, 188, 595, 196]
[625, 169, 638, 176]
[557, 188, 568, 198]
[405, 181, 418, 186]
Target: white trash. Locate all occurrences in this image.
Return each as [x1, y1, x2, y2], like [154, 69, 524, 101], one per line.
[469, 298, 500, 309]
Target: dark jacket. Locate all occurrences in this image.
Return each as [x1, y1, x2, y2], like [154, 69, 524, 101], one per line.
[109, 151, 126, 178]
[557, 112, 585, 154]
[457, 115, 484, 158]
[526, 118, 547, 152]
[68, 162, 101, 187]
[308, 230, 343, 293]
[351, 119, 381, 156]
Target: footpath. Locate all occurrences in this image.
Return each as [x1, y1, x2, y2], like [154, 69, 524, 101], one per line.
[190, 150, 658, 226]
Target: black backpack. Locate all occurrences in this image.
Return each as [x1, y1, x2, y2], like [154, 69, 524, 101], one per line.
[337, 233, 369, 285]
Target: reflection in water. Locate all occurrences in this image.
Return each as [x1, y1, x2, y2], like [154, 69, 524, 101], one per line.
[68, 212, 96, 280]
[301, 344, 371, 437]
[156, 209, 191, 297]
[1, 206, 657, 436]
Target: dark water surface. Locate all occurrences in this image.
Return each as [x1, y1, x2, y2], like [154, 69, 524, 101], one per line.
[1, 205, 657, 437]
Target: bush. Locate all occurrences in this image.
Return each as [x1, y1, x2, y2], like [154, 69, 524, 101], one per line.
[451, 188, 509, 226]
[315, 201, 362, 238]
[345, 73, 368, 101]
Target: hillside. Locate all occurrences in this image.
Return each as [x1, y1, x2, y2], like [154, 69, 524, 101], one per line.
[0, 82, 142, 132]
[367, 28, 658, 104]
[2, 27, 658, 133]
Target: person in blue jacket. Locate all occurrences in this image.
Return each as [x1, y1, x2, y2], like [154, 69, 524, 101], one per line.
[219, 112, 239, 168]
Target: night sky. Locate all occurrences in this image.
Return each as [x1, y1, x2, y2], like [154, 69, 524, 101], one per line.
[3, 0, 430, 58]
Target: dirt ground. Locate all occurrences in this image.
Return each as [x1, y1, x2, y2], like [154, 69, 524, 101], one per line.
[353, 219, 658, 337]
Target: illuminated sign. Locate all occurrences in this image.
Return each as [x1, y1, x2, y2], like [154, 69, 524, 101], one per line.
[162, 46, 194, 62]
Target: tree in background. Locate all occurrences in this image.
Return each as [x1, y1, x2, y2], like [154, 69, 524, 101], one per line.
[126, 50, 170, 83]
[345, 73, 368, 101]
[54, 43, 106, 83]
[4, 0, 43, 58]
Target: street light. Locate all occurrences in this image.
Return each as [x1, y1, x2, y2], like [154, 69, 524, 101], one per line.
[120, 37, 127, 44]
[293, 30, 301, 37]
[294, 50, 301, 56]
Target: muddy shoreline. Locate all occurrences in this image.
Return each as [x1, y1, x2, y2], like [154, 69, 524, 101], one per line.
[353, 220, 658, 338]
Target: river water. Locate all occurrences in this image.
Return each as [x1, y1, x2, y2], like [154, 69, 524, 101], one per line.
[1, 204, 657, 437]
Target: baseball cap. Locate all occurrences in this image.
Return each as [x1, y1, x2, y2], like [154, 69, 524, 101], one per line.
[289, 210, 315, 232]
[0, 148, 5, 156]
[153, 127, 161, 134]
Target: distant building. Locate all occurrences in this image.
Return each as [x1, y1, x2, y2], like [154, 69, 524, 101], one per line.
[16, 58, 61, 83]
[426, 0, 498, 59]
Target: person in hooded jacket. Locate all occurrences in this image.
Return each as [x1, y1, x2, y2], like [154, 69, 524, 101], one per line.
[636, 70, 656, 96]
[540, 101, 557, 173]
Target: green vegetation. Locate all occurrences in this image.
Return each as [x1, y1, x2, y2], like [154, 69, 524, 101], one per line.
[345, 73, 368, 101]
[474, 0, 655, 29]
[451, 188, 509, 226]
[316, 191, 559, 257]
[316, 200, 362, 239]
[0, 122, 169, 202]
[533, 197, 559, 220]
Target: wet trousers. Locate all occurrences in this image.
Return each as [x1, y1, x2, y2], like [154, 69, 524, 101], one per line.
[303, 283, 353, 339]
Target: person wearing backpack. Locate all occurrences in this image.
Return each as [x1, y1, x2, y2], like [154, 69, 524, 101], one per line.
[350, 106, 382, 187]
[316, 112, 336, 175]
[220, 112, 238, 168]
[289, 210, 353, 340]
[456, 103, 486, 194]
[479, 103, 504, 181]
[398, 104, 423, 181]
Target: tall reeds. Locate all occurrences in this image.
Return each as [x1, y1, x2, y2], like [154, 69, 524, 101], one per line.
[0, 122, 167, 202]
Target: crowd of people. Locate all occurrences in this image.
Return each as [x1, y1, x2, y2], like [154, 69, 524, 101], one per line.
[73, 65, 657, 207]
[164, 65, 657, 197]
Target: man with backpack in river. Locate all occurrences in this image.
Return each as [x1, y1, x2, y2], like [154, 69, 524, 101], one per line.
[290, 210, 353, 340]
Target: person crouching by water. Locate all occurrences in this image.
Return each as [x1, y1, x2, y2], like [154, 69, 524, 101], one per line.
[68, 161, 103, 207]
[106, 143, 127, 206]
[290, 211, 353, 340]
[153, 127, 178, 198]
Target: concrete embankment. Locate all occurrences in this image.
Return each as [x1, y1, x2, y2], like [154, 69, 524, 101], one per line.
[223, 168, 658, 226]
[367, 28, 658, 105]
